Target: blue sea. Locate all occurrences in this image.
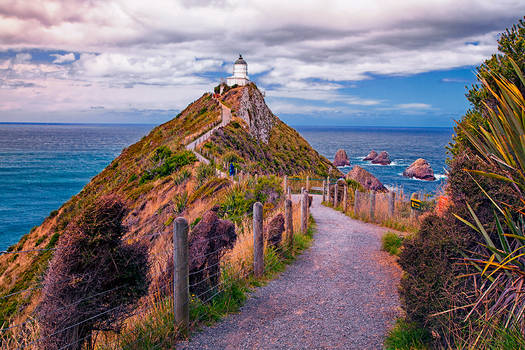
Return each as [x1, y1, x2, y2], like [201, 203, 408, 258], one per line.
[0, 124, 453, 251]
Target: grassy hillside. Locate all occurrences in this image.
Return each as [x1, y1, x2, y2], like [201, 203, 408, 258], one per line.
[0, 84, 337, 330]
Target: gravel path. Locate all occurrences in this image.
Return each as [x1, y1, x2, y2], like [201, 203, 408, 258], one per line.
[177, 195, 402, 350]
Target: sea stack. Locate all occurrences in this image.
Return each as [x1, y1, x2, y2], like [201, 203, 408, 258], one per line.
[403, 158, 436, 181]
[346, 165, 387, 192]
[371, 151, 391, 165]
[363, 150, 378, 161]
[333, 149, 351, 167]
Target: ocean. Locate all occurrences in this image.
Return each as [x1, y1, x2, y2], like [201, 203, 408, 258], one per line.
[0, 124, 453, 251]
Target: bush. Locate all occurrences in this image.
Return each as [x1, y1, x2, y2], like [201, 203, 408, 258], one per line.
[140, 148, 196, 184]
[196, 163, 216, 187]
[37, 195, 149, 350]
[173, 191, 188, 214]
[399, 150, 518, 344]
[173, 168, 191, 186]
[217, 176, 283, 224]
[381, 232, 403, 256]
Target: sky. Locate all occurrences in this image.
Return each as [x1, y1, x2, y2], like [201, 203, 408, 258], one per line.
[0, 1, 524, 127]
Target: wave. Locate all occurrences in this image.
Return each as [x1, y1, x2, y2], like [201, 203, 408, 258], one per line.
[398, 173, 447, 182]
[367, 161, 399, 167]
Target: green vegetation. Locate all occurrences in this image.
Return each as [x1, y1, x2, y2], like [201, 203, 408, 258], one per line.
[173, 168, 191, 186]
[384, 319, 431, 350]
[195, 163, 216, 187]
[188, 177, 230, 204]
[172, 191, 188, 215]
[217, 176, 283, 224]
[140, 147, 197, 184]
[381, 232, 404, 256]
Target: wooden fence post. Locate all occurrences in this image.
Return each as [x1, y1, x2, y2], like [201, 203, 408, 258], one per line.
[283, 175, 288, 193]
[369, 191, 376, 221]
[354, 189, 360, 215]
[306, 176, 310, 192]
[388, 191, 396, 217]
[343, 184, 348, 211]
[301, 190, 308, 234]
[287, 187, 292, 200]
[174, 217, 189, 331]
[322, 180, 326, 202]
[410, 193, 420, 220]
[253, 202, 264, 277]
[285, 199, 293, 249]
[334, 183, 339, 207]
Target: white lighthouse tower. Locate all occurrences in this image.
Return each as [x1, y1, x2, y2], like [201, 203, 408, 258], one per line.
[226, 54, 249, 87]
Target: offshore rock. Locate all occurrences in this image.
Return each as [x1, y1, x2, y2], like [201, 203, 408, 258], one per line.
[403, 158, 436, 181]
[371, 151, 391, 165]
[346, 165, 387, 192]
[363, 150, 378, 161]
[333, 149, 351, 167]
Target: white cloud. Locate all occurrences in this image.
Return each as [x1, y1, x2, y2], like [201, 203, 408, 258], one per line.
[396, 103, 432, 110]
[51, 53, 75, 64]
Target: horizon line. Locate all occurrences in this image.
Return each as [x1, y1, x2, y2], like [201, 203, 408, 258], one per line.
[0, 122, 453, 129]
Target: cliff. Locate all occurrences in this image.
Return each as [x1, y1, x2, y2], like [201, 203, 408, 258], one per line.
[0, 83, 338, 327]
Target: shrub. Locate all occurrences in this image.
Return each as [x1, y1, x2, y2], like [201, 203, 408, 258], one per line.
[37, 195, 149, 350]
[173, 191, 188, 214]
[173, 168, 191, 186]
[128, 173, 138, 183]
[196, 163, 216, 187]
[140, 148, 196, 184]
[399, 150, 519, 344]
[381, 232, 403, 256]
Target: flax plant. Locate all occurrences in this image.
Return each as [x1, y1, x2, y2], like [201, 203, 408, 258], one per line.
[455, 61, 525, 343]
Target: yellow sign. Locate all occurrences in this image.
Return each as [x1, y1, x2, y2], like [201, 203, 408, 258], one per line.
[411, 199, 422, 211]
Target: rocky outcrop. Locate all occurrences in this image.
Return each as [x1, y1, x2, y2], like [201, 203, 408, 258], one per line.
[346, 165, 387, 192]
[403, 158, 436, 181]
[371, 151, 391, 165]
[189, 210, 237, 299]
[266, 213, 285, 248]
[333, 149, 351, 167]
[363, 150, 378, 161]
[237, 84, 275, 143]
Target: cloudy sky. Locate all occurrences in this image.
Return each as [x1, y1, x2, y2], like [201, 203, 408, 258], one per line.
[0, 1, 523, 126]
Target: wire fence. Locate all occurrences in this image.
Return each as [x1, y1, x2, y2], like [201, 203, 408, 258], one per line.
[285, 175, 431, 232]
[0, 182, 309, 349]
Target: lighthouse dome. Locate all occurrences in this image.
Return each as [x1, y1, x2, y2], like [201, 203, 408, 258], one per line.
[234, 55, 247, 65]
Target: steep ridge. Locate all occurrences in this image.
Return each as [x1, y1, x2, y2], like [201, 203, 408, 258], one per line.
[0, 83, 339, 327]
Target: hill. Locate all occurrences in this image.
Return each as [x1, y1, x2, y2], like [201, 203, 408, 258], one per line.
[0, 83, 339, 328]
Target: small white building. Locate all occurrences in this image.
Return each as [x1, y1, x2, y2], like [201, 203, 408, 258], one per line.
[226, 55, 249, 87]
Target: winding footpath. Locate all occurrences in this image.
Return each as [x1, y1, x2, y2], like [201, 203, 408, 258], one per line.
[178, 195, 402, 350]
[186, 98, 232, 165]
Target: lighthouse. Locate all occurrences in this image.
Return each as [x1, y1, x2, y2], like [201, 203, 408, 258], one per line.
[226, 55, 249, 87]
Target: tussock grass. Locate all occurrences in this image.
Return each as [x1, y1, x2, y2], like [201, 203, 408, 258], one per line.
[384, 319, 431, 350]
[381, 232, 404, 256]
